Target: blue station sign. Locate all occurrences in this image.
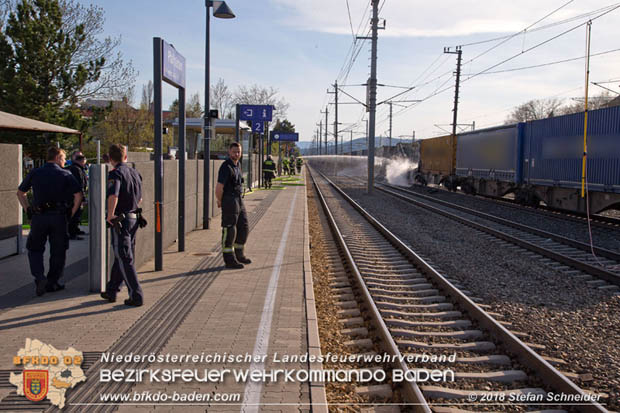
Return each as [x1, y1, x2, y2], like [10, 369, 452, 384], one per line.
[252, 121, 265, 133]
[162, 40, 186, 88]
[239, 105, 273, 122]
[270, 132, 299, 142]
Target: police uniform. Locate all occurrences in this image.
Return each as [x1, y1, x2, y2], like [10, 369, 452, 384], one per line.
[18, 163, 82, 292]
[263, 157, 276, 189]
[67, 162, 87, 238]
[104, 162, 144, 305]
[217, 157, 250, 267]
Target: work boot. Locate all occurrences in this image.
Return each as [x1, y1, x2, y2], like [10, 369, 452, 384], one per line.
[223, 253, 244, 269]
[35, 279, 46, 297]
[235, 248, 252, 265]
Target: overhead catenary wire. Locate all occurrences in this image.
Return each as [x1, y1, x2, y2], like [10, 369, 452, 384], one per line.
[389, 4, 620, 122]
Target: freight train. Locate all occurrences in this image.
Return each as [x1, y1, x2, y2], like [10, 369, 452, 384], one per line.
[416, 105, 620, 214]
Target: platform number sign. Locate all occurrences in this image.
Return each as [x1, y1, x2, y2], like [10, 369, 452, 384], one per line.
[252, 121, 265, 133]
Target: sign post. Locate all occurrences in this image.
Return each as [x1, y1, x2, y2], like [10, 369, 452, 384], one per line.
[237, 104, 273, 190]
[154, 37, 186, 270]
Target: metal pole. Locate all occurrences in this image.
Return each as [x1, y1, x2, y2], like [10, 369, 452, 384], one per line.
[153, 37, 163, 271]
[350, 130, 353, 156]
[323, 108, 328, 155]
[178, 87, 186, 252]
[96, 140, 100, 164]
[334, 81, 338, 155]
[202, 3, 211, 230]
[367, 0, 379, 193]
[319, 121, 322, 155]
[389, 101, 393, 154]
[452, 48, 462, 139]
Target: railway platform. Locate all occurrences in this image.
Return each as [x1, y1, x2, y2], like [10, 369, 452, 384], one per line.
[0, 172, 326, 412]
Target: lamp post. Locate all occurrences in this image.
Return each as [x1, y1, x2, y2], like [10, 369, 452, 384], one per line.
[203, 1, 235, 230]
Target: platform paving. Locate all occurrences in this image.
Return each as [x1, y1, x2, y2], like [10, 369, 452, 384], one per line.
[0, 171, 322, 412]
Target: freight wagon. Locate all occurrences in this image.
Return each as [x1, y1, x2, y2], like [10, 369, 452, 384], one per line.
[416, 105, 620, 214]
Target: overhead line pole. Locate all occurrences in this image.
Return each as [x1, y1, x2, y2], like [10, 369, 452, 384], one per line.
[444, 46, 463, 140]
[388, 101, 392, 153]
[367, 0, 379, 193]
[321, 107, 329, 155]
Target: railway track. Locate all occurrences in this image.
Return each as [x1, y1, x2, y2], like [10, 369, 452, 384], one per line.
[370, 181, 620, 289]
[308, 166, 608, 413]
[402, 181, 620, 245]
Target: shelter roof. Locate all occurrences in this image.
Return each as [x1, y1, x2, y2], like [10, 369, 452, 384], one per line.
[0, 111, 80, 134]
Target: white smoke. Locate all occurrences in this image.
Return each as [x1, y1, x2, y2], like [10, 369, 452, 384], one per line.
[385, 158, 418, 186]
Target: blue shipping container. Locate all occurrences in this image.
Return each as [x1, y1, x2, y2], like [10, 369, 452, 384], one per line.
[456, 124, 522, 183]
[523, 105, 620, 193]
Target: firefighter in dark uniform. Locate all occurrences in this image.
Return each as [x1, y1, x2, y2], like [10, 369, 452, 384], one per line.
[296, 156, 303, 173]
[100, 144, 144, 306]
[16, 147, 83, 296]
[216, 142, 251, 269]
[263, 155, 276, 189]
[66, 151, 88, 239]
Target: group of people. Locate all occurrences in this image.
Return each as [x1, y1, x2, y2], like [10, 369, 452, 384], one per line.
[18, 141, 292, 303]
[262, 154, 303, 189]
[281, 155, 302, 176]
[17, 144, 145, 307]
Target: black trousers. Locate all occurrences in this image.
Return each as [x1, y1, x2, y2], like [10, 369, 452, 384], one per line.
[27, 213, 69, 283]
[68, 206, 82, 236]
[107, 217, 143, 301]
[221, 195, 249, 254]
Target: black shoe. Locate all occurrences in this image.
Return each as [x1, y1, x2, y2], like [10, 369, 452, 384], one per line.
[35, 280, 46, 297]
[45, 282, 65, 293]
[223, 252, 244, 269]
[235, 254, 252, 265]
[235, 250, 252, 265]
[100, 292, 116, 303]
[124, 298, 143, 307]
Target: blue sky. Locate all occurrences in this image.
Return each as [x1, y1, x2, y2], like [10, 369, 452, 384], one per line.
[80, 0, 620, 144]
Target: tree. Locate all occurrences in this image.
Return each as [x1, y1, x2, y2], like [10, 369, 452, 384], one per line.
[271, 119, 296, 156]
[140, 80, 153, 110]
[211, 78, 233, 119]
[558, 91, 615, 115]
[0, 0, 135, 157]
[505, 98, 564, 124]
[234, 84, 289, 119]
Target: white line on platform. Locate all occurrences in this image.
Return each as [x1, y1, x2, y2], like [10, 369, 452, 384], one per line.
[241, 187, 299, 413]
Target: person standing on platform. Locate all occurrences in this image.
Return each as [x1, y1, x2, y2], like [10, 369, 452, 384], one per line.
[16, 147, 83, 296]
[215, 142, 251, 269]
[100, 144, 144, 307]
[263, 155, 276, 189]
[296, 156, 303, 173]
[281, 157, 289, 176]
[66, 151, 88, 240]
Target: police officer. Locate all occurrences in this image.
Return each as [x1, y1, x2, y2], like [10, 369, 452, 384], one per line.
[16, 147, 83, 296]
[215, 142, 250, 269]
[66, 151, 88, 240]
[100, 144, 144, 306]
[262, 155, 276, 189]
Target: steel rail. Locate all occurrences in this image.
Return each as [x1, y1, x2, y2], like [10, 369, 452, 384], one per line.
[309, 167, 432, 413]
[314, 169, 608, 413]
[374, 183, 620, 287]
[382, 182, 620, 261]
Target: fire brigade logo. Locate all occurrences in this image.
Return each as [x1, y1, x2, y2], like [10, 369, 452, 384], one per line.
[23, 370, 48, 402]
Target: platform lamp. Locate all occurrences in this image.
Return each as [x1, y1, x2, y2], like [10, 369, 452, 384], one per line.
[203, 0, 235, 230]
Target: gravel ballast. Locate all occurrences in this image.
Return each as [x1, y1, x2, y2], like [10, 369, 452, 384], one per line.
[333, 179, 620, 410]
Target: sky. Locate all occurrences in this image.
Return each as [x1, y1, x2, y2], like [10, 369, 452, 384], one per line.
[78, 0, 620, 144]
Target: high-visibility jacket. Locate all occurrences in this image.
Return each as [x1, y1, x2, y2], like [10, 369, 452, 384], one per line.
[263, 159, 275, 173]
